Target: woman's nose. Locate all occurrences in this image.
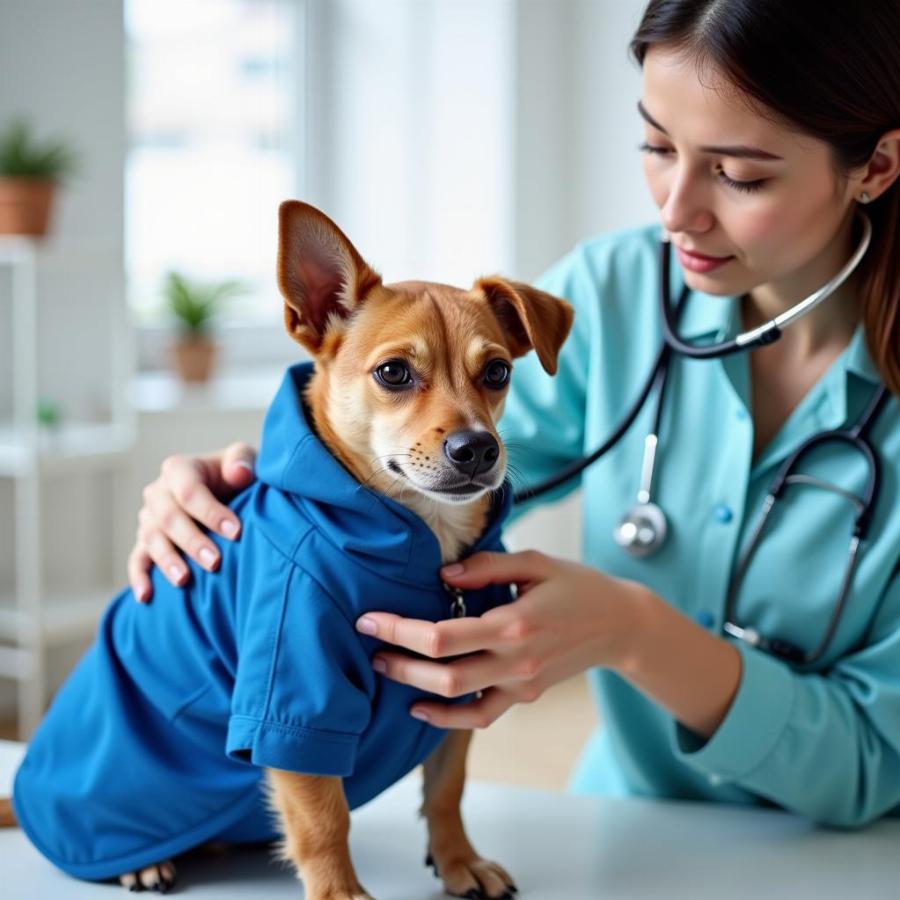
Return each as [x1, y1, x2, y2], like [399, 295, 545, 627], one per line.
[659, 170, 714, 236]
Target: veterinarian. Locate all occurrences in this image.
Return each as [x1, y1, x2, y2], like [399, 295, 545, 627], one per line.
[128, 0, 900, 827]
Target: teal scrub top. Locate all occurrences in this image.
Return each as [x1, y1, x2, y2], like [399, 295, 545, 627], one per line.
[502, 223, 900, 828]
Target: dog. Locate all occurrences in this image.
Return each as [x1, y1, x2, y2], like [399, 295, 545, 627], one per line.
[2, 201, 573, 899]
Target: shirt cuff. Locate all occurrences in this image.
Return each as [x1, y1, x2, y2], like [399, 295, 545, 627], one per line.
[670, 642, 795, 782]
[226, 715, 359, 776]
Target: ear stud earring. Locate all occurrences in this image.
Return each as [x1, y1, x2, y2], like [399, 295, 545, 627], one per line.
[859, 191, 872, 203]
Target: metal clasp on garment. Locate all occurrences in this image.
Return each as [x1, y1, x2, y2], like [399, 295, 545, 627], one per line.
[442, 581, 467, 618]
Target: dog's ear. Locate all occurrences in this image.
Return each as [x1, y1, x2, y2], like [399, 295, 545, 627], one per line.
[277, 200, 382, 353]
[476, 276, 575, 375]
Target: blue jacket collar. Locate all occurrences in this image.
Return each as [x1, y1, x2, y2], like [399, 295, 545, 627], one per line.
[256, 362, 512, 584]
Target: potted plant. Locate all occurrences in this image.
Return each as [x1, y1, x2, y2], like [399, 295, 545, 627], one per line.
[164, 271, 246, 383]
[0, 117, 79, 236]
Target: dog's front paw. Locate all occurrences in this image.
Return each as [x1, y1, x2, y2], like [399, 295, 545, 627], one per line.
[426, 850, 517, 899]
[118, 860, 176, 893]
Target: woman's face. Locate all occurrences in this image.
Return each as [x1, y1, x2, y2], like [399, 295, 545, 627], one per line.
[640, 46, 861, 306]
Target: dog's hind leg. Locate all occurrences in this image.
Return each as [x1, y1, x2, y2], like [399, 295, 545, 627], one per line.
[265, 768, 373, 900]
[0, 797, 16, 828]
[421, 730, 517, 900]
[118, 860, 176, 893]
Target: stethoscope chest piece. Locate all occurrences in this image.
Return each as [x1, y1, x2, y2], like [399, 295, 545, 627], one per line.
[613, 501, 668, 557]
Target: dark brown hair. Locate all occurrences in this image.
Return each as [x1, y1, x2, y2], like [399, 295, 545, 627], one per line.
[631, 0, 900, 394]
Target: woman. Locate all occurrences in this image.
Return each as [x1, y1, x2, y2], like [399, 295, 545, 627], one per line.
[128, 0, 900, 827]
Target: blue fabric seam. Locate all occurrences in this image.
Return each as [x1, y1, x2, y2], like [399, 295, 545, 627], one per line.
[229, 713, 359, 745]
[277, 432, 315, 493]
[170, 682, 212, 722]
[260, 562, 301, 724]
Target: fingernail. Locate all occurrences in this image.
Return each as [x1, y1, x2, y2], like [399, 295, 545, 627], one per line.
[410, 708, 430, 722]
[199, 547, 218, 568]
[169, 564, 184, 583]
[136, 588, 149, 604]
[442, 563, 465, 577]
[234, 460, 254, 473]
[220, 519, 238, 538]
[356, 616, 378, 635]
[372, 657, 387, 674]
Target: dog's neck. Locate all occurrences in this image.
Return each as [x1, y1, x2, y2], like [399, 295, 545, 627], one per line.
[304, 374, 491, 564]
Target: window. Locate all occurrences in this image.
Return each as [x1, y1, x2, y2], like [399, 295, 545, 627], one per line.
[125, 0, 301, 328]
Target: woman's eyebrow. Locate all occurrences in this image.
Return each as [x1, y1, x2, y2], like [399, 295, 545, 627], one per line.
[637, 101, 784, 161]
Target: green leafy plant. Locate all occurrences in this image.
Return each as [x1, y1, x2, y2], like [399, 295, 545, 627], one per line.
[163, 271, 247, 337]
[0, 117, 79, 181]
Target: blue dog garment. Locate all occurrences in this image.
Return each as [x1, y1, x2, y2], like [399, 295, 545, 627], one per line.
[13, 362, 513, 881]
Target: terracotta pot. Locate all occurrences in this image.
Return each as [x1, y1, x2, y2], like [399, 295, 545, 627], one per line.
[0, 178, 56, 236]
[171, 336, 217, 383]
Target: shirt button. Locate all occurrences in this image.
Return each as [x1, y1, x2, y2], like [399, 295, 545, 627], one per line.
[695, 610, 715, 629]
[736, 408, 749, 420]
[713, 504, 733, 524]
[708, 773, 724, 786]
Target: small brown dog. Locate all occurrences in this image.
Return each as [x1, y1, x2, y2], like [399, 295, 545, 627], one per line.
[263, 202, 572, 899]
[2, 201, 573, 900]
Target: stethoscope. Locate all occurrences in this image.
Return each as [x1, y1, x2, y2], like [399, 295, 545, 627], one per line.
[513, 211, 893, 666]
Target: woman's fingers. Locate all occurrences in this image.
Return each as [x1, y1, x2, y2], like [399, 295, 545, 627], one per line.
[440, 549, 551, 590]
[372, 647, 542, 700]
[161, 454, 243, 541]
[128, 517, 190, 601]
[127, 446, 256, 603]
[356, 612, 503, 658]
[138, 510, 193, 584]
[127, 547, 154, 604]
[220, 441, 257, 490]
[143, 486, 223, 572]
[409, 687, 516, 730]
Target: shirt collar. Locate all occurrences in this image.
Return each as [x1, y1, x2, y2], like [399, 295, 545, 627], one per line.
[843, 325, 881, 385]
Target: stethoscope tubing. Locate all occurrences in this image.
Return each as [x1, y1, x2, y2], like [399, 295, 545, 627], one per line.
[513, 212, 876, 505]
[721, 381, 887, 666]
[511, 212, 889, 666]
[512, 283, 690, 505]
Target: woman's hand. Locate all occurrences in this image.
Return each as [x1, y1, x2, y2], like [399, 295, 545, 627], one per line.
[355, 550, 655, 730]
[128, 442, 257, 603]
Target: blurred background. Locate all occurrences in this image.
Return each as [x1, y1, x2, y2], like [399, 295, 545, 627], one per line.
[0, 0, 656, 789]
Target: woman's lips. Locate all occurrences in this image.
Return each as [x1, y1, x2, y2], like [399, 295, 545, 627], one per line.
[676, 246, 735, 273]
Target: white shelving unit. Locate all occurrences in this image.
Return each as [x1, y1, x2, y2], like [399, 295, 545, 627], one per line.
[0, 236, 136, 738]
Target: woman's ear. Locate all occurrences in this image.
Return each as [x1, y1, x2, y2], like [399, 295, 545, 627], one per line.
[852, 128, 900, 202]
[476, 276, 575, 375]
[277, 200, 382, 354]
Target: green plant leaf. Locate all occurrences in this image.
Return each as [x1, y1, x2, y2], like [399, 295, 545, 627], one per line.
[0, 117, 79, 181]
[162, 271, 249, 334]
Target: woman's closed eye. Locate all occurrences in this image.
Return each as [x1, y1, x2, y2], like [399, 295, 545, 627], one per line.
[638, 142, 768, 193]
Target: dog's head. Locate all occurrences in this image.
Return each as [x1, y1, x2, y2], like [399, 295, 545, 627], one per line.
[277, 200, 574, 506]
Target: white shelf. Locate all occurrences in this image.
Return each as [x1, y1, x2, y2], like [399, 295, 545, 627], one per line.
[0, 587, 110, 645]
[0, 235, 37, 265]
[1, 225, 136, 737]
[129, 367, 283, 413]
[0, 421, 135, 477]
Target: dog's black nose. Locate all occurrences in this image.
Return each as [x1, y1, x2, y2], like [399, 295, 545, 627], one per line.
[443, 430, 500, 478]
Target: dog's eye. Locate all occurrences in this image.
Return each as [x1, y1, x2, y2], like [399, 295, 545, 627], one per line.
[483, 359, 511, 389]
[374, 360, 413, 389]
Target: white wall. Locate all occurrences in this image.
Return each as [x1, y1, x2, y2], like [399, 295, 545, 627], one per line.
[304, 0, 517, 286]
[512, 0, 655, 282]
